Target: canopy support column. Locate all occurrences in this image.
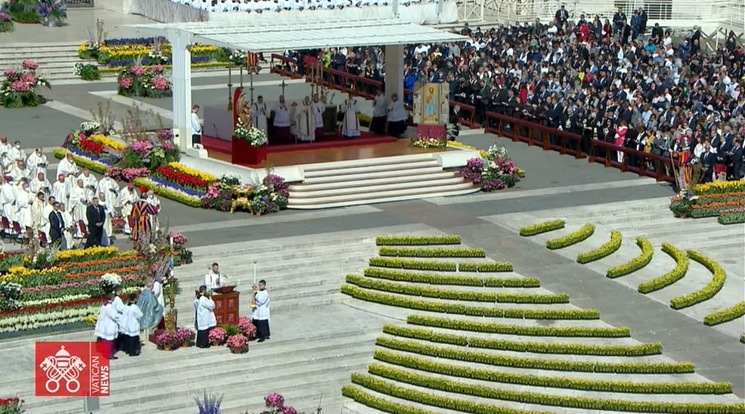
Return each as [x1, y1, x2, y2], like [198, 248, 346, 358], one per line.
[169, 29, 193, 150]
[384, 45, 404, 102]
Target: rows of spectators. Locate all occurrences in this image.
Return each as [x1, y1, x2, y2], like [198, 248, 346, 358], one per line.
[173, 0, 430, 13]
[284, 10, 745, 181]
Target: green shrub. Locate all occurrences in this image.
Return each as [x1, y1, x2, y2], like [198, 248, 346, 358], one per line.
[342, 385, 441, 414]
[607, 237, 654, 278]
[704, 302, 745, 326]
[74, 63, 101, 81]
[341, 285, 600, 319]
[404, 315, 631, 337]
[546, 224, 595, 250]
[374, 338, 695, 374]
[458, 262, 513, 272]
[383, 324, 659, 356]
[0, 19, 14, 33]
[371, 354, 730, 394]
[346, 275, 569, 303]
[638, 243, 689, 294]
[741, 334, 745, 344]
[11, 11, 40, 24]
[577, 230, 622, 264]
[520, 219, 565, 236]
[719, 213, 745, 225]
[376, 235, 462, 245]
[369, 257, 457, 271]
[670, 251, 727, 310]
[359, 367, 744, 413]
[363, 268, 540, 288]
[379, 247, 486, 258]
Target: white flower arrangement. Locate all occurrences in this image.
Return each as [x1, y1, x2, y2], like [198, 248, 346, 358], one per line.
[487, 145, 509, 160]
[229, 50, 247, 65]
[234, 120, 268, 147]
[21, 287, 139, 308]
[0, 306, 98, 333]
[80, 121, 101, 133]
[100, 273, 122, 293]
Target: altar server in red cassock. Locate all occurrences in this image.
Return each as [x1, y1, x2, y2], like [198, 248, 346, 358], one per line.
[130, 187, 157, 244]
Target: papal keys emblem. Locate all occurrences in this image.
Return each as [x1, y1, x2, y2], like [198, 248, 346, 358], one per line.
[38, 346, 87, 394]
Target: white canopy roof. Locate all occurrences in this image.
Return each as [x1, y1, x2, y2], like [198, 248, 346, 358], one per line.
[122, 18, 468, 52]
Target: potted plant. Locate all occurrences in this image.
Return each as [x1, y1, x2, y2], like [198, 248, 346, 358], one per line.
[0, 397, 24, 414]
[176, 327, 195, 347]
[194, 391, 223, 414]
[237, 317, 256, 339]
[154, 331, 180, 351]
[225, 334, 248, 354]
[208, 326, 227, 346]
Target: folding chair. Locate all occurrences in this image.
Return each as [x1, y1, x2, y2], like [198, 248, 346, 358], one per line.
[78, 220, 88, 246]
[38, 230, 48, 247]
[0, 217, 9, 240]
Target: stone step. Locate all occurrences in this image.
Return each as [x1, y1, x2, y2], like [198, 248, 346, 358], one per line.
[303, 159, 439, 178]
[288, 182, 476, 206]
[291, 176, 468, 199]
[290, 170, 458, 192]
[301, 165, 445, 185]
[302, 154, 436, 172]
[0, 45, 79, 54]
[187, 236, 374, 257]
[184, 242, 375, 263]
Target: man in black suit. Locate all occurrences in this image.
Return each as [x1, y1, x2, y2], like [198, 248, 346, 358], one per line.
[728, 138, 743, 180]
[85, 197, 106, 248]
[699, 141, 717, 183]
[48, 201, 66, 250]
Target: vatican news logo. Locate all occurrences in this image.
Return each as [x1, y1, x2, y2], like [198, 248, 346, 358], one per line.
[35, 342, 111, 397]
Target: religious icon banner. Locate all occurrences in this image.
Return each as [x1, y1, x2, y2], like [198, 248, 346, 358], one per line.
[412, 82, 449, 126]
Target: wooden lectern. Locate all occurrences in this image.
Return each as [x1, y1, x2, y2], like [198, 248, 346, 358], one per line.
[213, 290, 240, 325]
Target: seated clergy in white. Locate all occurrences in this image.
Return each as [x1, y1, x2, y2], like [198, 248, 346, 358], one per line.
[295, 96, 317, 142]
[252, 96, 268, 136]
[30, 172, 50, 197]
[342, 99, 361, 139]
[78, 167, 98, 189]
[204, 262, 228, 290]
[26, 148, 48, 178]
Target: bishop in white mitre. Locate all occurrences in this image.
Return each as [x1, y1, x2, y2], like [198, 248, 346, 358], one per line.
[15, 182, 33, 233]
[252, 96, 269, 136]
[311, 94, 326, 140]
[52, 175, 68, 206]
[342, 99, 361, 139]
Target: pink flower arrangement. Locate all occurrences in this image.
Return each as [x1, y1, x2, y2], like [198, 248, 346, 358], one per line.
[155, 331, 180, 348]
[131, 140, 153, 154]
[151, 77, 169, 91]
[208, 327, 227, 343]
[281, 407, 298, 414]
[119, 77, 132, 89]
[3, 69, 18, 78]
[264, 393, 285, 409]
[238, 316, 256, 338]
[130, 65, 146, 77]
[106, 166, 150, 182]
[21, 60, 39, 70]
[168, 232, 187, 245]
[10, 80, 30, 92]
[225, 334, 247, 351]
[0, 12, 11, 22]
[205, 182, 222, 200]
[21, 73, 36, 85]
[151, 65, 164, 75]
[176, 327, 195, 344]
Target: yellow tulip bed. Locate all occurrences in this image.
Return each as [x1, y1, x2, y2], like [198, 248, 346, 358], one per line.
[339, 234, 745, 414]
[78, 39, 230, 69]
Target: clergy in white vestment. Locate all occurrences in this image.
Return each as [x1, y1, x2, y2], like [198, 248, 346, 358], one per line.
[15, 182, 33, 233]
[51, 175, 68, 206]
[341, 99, 361, 139]
[371, 89, 388, 134]
[60, 203, 75, 249]
[0, 137, 10, 169]
[146, 189, 160, 234]
[8, 141, 25, 168]
[26, 148, 48, 178]
[152, 277, 165, 311]
[94, 294, 119, 359]
[0, 176, 17, 226]
[9, 160, 30, 184]
[40, 197, 54, 241]
[116, 183, 138, 235]
[30, 173, 51, 196]
[251, 279, 271, 341]
[96, 172, 119, 205]
[78, 167, 98, 189]
[56, 153, 79, 179]
[295, 97, 317, 142]
[69, 179, 89, 238]
[204, 262, 228, 290]
[272, 96, 292, 141]
[387, 93, 408, 138]
[195, 287, 217, 348]
[311, 94, 326, 140]
[251, 96, 269, 136]
[31, 191, 48, 239]
[99, 193, 114, 246]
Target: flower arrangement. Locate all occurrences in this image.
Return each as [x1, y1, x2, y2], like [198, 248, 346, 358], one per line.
[208, 326, 227, 345]
[176, 327, 195, 346]
[80, 122, 102, 136]
[225, 334, 248, 353]
[220, 172, 241, 186]
[0, 282, 22, 312]
[195, 392, 223, 414]
[73, 63, 100, 81]
[412, 136, 446, 148]
[261, 393, 303, 414]
[460, 145, 522, 192]
[237, 316, 257, 338]
[36, 0, 67, 21]
[0, 12, 14, 33]
[228, 49, 247, 66]
[168, 232, 192, 265]
[1, 61, 51, 108]
[0, 397, 24, 414]
[117, 65, 171, 98]
[154, 331, 180, 350]
[99, 273, 122, 293]
[85, 38, 223, 67]
[106, 166, 150, 182]
[234, 120, 268, 147]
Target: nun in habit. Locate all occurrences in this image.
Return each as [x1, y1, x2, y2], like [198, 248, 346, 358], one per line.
[341, 99, 361, 139]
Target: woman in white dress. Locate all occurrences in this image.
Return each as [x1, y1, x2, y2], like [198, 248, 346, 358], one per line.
[14, 182, 33, 233]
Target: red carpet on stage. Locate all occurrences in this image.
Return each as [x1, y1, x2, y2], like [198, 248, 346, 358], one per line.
[201, 130, 397, 156]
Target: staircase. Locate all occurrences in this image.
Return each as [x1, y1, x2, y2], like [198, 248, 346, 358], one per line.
[288, 154, 478, 209]
[0, 43, 82, 81]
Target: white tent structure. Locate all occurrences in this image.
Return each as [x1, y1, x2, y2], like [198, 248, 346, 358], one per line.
[122, 17, 468, 150]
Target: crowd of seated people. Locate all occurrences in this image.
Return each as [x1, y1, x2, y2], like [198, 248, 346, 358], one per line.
[173, 0, 431, 13]
[283, 12, 745, 182]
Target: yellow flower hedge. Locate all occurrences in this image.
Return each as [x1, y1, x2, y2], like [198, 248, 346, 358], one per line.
[691, 180, 745, 195]
[342, 386, 440, 414]
[378, 247, 486, 258]
[88, 135, 127, 152]
[404, 315, 631, 337]
[362, 267, 540, 288]
[98, 62, 228, 74]
[57, 246, 118, 263]
[670, 250, 727, 310]
[345, 275, 569, 304]
[166, 162, 218, 182]
[375, 235, 462, 245]
[340, 285, 600, 319]
[519, 219, 566, 236]
[704, 302, 745, 326]
[369, 257, 513, 272]
[577, 230, 622, 264]
[607, 237, 654, 278]
[638, 243, 689, 294]
[133, 178, 203, 208]
[383, 324, 659, 356]
[546, 223, 595, 249]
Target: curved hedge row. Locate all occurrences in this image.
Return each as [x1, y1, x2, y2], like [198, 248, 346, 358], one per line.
[368, 258, 513, 272]
[405, 315, 631, 337]
[342, 386, 442, 414]
[577, 230, 622, 264]
[382, 324, 661, 356]
[546, 224, 595, 250]
[363, 268, 540, 288]
[607, 237, 654, 278]
[379, 247, 486, 258]
[372, 353, 731, 394]
[360, 367, 745, 413]
[704, 302, 745, 326]
[345, 275, 569, 304]
[519, 219, 566, 236]
[638, 243, 689, 294]
[376, 235, 462, 246]
[741, 334, 745, 344]
[670, 251, 727, 310]
[375, 338, 695, 374]
[341, 285, 600, 319]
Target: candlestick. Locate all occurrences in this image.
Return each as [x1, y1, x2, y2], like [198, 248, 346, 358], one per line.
[253, 261, 257, 286]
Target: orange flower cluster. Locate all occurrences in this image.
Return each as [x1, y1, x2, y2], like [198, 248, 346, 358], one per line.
[65, 266, 141, 281]
[691, 199, 745, 210]
[698, 192, 745, 201]
[57, 256, 140, 270]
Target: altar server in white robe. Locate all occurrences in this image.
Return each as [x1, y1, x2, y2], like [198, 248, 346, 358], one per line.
[311, 94, 326, 141]
[78, 167, 98, 189]
[251, 96, 269, 136]
[30, 172, 51, 197]
[387, 93, 408, 138]
[1, 176, 17, 227]
[146, 189, 160, 234]
[272, 96, 292, 142]
[52, 175, 68, 206]
[120, 293, 143, 356]
[96, 172, 119, 205]
[116, 183, 138, 235]
[342, 99, 362, 138]
[60, 203, 75, 249]
[69, 179, 89, 238]
[371, 89, 388, 134]
[252, 279, 271, 342]
[195, 286, 217, 348]
[94, 293, 120, 359]
[26, 148, 48, 178]
[15, 182, 33, 234]
[31, 191, 48, 240]
[56, 153, 79, 179]
[99, 192, 114, 246]
[295, 97, 317, 142]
